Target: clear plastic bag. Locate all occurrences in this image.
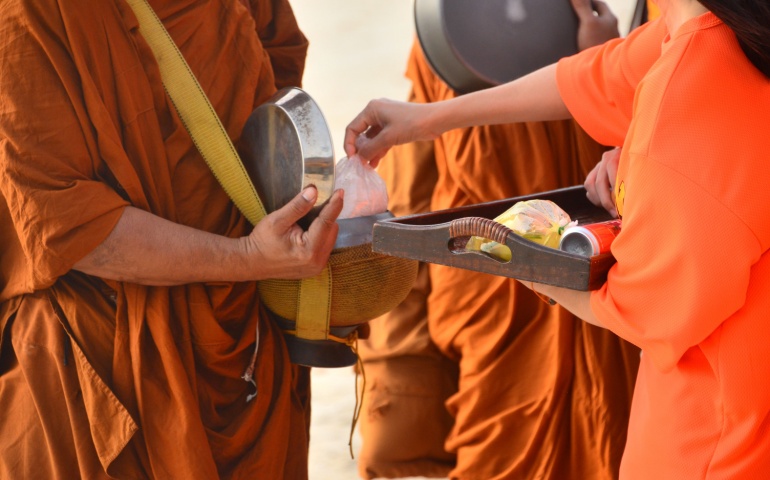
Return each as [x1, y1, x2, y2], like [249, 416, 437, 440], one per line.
[466, 199, 575, 261]
[334, 155, 388, 219]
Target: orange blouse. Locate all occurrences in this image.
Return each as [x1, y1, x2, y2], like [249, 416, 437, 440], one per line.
[558, 14, 770, 478]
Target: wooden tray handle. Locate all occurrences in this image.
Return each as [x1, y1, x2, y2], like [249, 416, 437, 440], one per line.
[449, 217, 512, 244]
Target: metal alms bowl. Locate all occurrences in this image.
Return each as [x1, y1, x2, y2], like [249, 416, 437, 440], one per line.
[240, 87, 335, 224]
[238, 87, 419, 368]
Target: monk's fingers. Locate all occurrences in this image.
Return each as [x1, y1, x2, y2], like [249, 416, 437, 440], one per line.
[305, 189, 343, 253]
[269, 186, 318, 233]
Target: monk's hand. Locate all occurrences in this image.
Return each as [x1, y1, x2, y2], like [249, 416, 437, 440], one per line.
[243, 186, 343, 280]
[584, 147, 620, 217]
[344, 99, 440, 168]
[570, 0, 619, 51]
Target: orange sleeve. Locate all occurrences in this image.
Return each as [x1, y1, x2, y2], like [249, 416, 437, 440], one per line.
[574, 16, 764, 372]
[0, 9, 128, 290]
[248, 0, 309, 90]
[591, 152, 758, 371]
[555, 19, 666, 146]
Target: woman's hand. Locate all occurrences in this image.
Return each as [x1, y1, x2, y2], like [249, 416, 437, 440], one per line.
[570, 0, 620, 51]
[242, 186, 344, 279]
[584, 147, 620, 217]
[344, 99, 441, 167]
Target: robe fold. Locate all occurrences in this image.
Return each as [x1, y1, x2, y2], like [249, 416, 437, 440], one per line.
[0, 1, 311, 478]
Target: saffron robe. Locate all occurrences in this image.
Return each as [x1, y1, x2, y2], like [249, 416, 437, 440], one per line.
[358, 41, 641, 480]
[0, 0, 311, 478]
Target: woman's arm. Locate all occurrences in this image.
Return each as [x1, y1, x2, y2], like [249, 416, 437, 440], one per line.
[434, 64, 570, 130]
[345, 64, 570, 166]
[526, 281, 604, 328]
[344, 0, 624, 165]
[73, 187, 343, 286]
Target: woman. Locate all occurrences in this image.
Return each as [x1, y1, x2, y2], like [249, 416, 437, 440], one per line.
[345, 0, 770, 477]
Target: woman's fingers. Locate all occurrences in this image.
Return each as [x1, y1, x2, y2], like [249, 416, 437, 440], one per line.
[605, 147, 620, 192]
[345, 98, 439, 163]
[594, 156, 616, 216]
[584, 148, 621, 217]
[344, 99, 386, 158]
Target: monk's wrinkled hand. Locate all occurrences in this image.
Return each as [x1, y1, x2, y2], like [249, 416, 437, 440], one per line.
[584, 147, 620, 217]
[344, 98, 439, 168]
[243, 186, 344, 280]
[570, 0, 619, 51]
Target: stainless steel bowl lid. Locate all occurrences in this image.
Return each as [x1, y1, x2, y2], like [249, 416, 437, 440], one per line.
[240, 87, 335, 220]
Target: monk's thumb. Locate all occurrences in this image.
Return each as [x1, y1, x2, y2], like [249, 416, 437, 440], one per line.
[274, 186, 317, 229]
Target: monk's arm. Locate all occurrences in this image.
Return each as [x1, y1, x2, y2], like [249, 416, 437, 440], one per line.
[73, 206, 252, 286]
[525, 281, 604, 328]
[74, 187, 342, 286]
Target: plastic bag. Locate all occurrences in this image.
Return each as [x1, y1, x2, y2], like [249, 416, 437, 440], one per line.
[334, 155, 388, 219]
[466, 199, 575, 261]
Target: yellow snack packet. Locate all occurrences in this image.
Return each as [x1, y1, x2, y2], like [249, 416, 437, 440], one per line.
[466, 199, 575, 261]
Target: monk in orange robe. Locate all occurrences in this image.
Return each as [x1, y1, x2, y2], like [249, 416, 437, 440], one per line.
[0, 1, 342, 478]
[357, 2, 642, 479]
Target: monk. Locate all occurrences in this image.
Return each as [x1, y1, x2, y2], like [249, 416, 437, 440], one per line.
[0, 1, 343, 478]
[357, 1, 646, 479]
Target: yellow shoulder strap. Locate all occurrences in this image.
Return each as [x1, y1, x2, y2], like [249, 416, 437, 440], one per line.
[125, 0, 266, 224]
[124, 0, 332, 339]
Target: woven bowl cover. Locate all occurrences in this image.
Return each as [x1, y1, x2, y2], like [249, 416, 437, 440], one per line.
[258, 243, 418, 327]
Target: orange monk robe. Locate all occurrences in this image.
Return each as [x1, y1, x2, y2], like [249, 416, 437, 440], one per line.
[427, 51, 640, 480]
[357, 85, 458, 478]
[358, 41, 641, 480]
[0, 1, 310, 478]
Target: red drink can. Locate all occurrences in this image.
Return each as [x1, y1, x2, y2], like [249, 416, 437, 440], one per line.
[558, 220, 621, 257]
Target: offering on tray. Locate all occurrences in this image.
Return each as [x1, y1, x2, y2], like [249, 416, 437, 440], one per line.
[466, 199, 575, 261]
[372, 185, 618, 290]
[559, 219, 622, 257]
[334, 155, 388, 219]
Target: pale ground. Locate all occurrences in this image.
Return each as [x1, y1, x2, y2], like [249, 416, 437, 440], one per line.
[290, 1, 635, 479]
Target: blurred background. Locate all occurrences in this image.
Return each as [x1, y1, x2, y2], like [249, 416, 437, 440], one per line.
[289, 1, 635, 478]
